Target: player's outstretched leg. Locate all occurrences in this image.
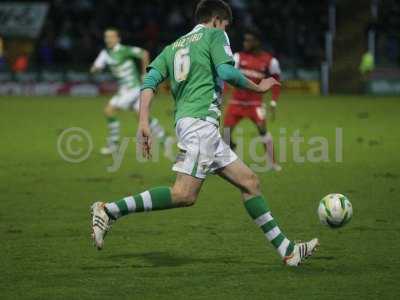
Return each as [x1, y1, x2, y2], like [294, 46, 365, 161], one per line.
[257, 124, 281, 171]
[91, 174, 203, 250]
[262, 132, 281, 171]
[101, 104, 120, 155]
[217, 159, 318, 266]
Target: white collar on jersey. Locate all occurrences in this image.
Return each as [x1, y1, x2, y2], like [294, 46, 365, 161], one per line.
[183, 24, 206, 37]
[193, 24, 206, 31]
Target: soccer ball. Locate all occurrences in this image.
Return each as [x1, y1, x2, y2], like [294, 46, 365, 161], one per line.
[318, 193, 353, 228]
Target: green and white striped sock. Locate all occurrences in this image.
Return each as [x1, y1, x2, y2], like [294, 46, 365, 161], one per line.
[105, 186, 176, 219]
[245, 196, 294, 258]
[107, 116, 120, 145]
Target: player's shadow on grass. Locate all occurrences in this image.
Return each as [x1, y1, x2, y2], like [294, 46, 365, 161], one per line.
[312, 256, 335, 260]
[83, 252, 334, 271]
[102, 251, 242, 268]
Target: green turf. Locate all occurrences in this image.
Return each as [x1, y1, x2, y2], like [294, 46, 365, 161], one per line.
[1, 93, 399, 299]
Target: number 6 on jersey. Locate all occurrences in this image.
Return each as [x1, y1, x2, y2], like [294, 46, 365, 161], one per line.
[174, 47, 191, 82]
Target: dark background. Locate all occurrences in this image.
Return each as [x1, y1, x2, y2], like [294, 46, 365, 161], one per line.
[34, 0, 328, 68]
[32, 0, 399, 69]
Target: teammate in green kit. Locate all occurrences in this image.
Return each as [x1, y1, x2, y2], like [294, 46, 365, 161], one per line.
[90, 0, 319, 266]
[91, 28, 169, 155]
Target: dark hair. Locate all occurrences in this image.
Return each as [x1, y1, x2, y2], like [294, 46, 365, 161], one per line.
[244, 27, 262, 42]
[105, 27, 120, 37]
[195, 0, 232, 24]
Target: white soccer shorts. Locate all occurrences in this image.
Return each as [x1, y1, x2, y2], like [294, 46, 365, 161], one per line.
[109, 87, 140, 111]
[172, 117, 238, 179]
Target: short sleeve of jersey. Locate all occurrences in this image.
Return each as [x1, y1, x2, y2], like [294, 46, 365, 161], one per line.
[148, 48, 169, 78]
[268, 57, 281, 75]
[210, 30, 234, 67]
[129, 46, 145, 59]
[93, 50, 108, 69]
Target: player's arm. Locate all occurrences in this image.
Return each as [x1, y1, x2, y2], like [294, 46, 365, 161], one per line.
[90, 50, 107, 74]
[267, 57, 282, 120]
[130, 47, 150, 78]
[210, 30, 279, 94]
[216, 63, 279, 93]
[138, 49, 168, 158]
[141, 50, 150, 76]
[268, 57, 282, 108]
[138, 88, 154, 159]
[138, 68, 165, 158]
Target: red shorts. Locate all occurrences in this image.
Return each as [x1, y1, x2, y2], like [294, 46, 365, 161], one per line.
[223, 102, 266, 127]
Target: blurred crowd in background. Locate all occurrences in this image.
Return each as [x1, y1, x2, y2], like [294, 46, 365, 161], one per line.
[373, 0, 400, 66]
[0, 0, 399, 72]
[34, 0, 328, 69]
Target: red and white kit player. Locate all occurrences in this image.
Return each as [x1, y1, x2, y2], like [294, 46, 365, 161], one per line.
[224, 27, 282, 171]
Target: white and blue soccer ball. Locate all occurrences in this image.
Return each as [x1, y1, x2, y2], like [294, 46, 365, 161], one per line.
[318, 193, 353, 228]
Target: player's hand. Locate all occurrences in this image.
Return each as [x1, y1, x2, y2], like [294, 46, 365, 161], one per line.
[257, 77, 280, 93]
[137, 124, 152, 159]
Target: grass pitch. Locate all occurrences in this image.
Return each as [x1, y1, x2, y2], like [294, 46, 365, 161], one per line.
[1, 93, 399, 299]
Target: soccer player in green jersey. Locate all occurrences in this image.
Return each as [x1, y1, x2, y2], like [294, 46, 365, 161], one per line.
[91, 28, 169, 155]
[91, 0, 319, 266]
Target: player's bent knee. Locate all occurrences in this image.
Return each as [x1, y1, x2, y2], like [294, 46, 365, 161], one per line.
[171, 188, 197, 207]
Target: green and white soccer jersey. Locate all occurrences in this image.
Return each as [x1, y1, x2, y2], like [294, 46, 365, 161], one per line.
[149, 24, 234, 125]
[109, 87, 141, 111]
[93, 43, 144, 110]
[148, 25, 237, 178]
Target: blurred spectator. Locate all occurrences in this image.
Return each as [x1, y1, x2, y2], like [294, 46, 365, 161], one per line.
[55, 21, 74, 63]
[38, 35, 55, 66]
[0, 36, 5, 70]
[376, 0, 400, 66]
[142, 19, 161, 55]
[167, 6, 185, 31]
[359, 51, 375, 76]
[13, 54, 29, 73]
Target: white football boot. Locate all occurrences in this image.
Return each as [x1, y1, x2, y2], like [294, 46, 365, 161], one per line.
[90, 202, 114, 250]
[284, 238, 319, 266]
[100, 143, 118, 155]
